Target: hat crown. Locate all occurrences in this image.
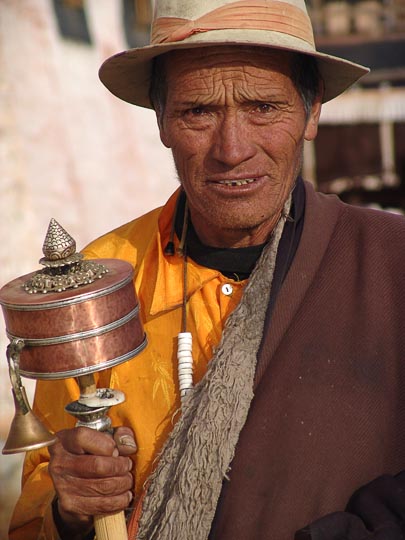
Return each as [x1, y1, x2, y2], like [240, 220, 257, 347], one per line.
[151, 0, 315, 51]
[98, 0, 369, 108]
[154, 0, 308, 20]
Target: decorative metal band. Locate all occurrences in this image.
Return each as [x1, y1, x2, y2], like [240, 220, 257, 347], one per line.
[23, 259, 108, 294]
[19, 336, 148, 380]
[6, 304, 140, 346]
[1, 274, 134, 311]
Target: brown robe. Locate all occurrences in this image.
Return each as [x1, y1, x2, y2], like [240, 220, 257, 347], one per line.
[210, 182, 405, 539]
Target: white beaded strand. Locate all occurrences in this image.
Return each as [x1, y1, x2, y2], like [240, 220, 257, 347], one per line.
[177, 331, 193, 405]
[174, 199, 195, 407]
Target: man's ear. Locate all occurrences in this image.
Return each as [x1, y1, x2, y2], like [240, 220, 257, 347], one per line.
[304, 83, 324, 142]
[155, 107, 171, 148]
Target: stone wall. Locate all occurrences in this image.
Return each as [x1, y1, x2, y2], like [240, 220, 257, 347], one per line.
[0, 1, 177, 536]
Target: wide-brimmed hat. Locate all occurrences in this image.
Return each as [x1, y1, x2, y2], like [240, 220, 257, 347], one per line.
[99, 0, 369, 108]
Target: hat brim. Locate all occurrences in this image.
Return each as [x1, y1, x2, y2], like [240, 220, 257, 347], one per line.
[99, 34, 369, 108]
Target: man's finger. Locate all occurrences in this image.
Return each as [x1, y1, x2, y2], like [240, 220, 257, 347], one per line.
[55, 467, 133, 497]
[114, 426, 137, 456]
[55, 427, 117, 456]
[58, 490, 133, 517]
[50, 448, 132, 479]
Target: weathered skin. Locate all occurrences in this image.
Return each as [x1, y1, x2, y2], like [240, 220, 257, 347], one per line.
[48, 426, 136, 539]
[47, 46, 323, 537]
[158, 46, 322, 247]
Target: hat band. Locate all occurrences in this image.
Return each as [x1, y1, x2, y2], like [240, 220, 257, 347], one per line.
[152, 0, 315, 48]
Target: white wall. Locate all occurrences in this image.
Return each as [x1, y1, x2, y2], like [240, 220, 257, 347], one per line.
[0, 1, 177, 535]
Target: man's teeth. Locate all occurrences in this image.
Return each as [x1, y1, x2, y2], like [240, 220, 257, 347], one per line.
[217, 178, 256, 186]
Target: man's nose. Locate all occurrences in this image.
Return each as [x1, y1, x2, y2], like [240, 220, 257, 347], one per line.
[210, 112, 256, 168]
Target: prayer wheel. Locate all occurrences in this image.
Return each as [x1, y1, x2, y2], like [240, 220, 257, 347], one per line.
[0, 219, 147, 540]
[0, 257, 145, 380]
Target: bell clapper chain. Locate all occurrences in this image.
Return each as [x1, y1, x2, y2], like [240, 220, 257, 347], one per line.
[6, 339, 28, 413]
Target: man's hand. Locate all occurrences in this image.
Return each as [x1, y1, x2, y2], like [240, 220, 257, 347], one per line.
[48, 426, 137, 540]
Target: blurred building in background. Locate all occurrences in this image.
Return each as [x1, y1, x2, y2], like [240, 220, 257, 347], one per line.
[304, 0, 405, 212]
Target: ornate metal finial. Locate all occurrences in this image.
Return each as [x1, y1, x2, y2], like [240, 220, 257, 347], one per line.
[39, 219, 82, 268]
[23, 219, 108, 294]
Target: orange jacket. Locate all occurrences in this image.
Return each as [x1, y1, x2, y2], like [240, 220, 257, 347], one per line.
[9, 190, 246, 539]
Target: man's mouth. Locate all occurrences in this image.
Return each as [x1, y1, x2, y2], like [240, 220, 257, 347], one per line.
[216, 178, 257, 186]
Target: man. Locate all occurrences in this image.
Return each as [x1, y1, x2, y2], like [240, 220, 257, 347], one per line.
[9, 0, 405, 539]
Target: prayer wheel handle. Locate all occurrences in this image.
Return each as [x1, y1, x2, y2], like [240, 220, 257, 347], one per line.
[94, 513, 128, 540]
[66, 373, 130, 540]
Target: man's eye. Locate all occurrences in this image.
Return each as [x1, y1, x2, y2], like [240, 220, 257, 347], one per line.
[186, 106, 206, 116]
[255, 103, 273, 113]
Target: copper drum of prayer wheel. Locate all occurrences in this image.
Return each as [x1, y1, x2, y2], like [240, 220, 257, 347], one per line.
[0, 219, 146, 379]
[0, 218, 147, 455]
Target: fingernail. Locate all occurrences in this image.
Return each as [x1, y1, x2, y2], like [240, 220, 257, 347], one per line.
[112, 448, 119, 457]
[128, 491, 133, 504]
[128, 458, 133, 471]
[119, 435, 137, 449]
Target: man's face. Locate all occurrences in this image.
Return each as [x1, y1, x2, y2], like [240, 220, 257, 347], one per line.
[157, 46, 322, 247]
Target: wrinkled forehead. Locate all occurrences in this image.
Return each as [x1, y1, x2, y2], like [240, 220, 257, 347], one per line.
[162, 45, 296, 79]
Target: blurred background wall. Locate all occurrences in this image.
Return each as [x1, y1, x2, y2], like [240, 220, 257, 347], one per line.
[0, 1, 176, 537]
[305, 0, 405, 210]
[1, 0, 405, 538]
